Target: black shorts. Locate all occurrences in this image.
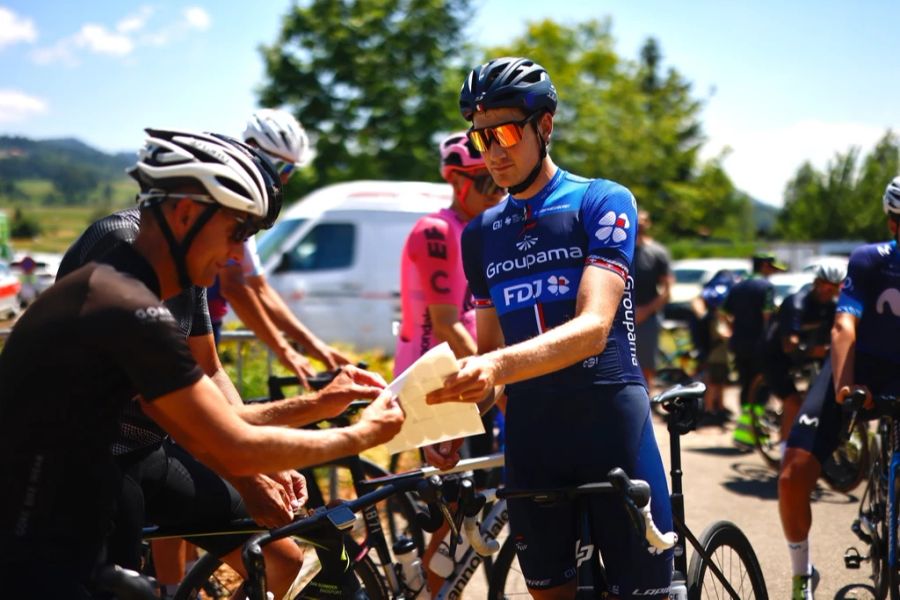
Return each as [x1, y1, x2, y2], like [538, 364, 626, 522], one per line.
[763, 353, 797, 399]
[504, 384, 673, 597]
[110, 439, 250, 570]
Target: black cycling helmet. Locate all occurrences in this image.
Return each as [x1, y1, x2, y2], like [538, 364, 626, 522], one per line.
[459, 56, 557, 122]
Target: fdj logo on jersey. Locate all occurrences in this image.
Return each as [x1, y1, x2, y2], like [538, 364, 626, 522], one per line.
[596, 211, 630, 244]
[503, 280, 542, 306]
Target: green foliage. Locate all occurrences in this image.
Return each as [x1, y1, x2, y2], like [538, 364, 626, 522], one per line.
[776, 131, 899, 242]
[10, 208, 42, 239]
[259, 0, 473, 192]
[478, 21, 749, 242]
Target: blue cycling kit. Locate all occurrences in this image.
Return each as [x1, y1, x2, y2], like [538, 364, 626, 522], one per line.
[790, 241, 900, 461]
[461, 168, 645, 392]
[461, 169, 672, 596]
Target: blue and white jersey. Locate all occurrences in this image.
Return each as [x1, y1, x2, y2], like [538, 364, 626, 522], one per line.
[836, 240, 900, 364]
[461, 168, 645, 391]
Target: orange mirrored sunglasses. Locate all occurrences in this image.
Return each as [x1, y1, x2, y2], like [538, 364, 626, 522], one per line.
[467, 113, 540, 153]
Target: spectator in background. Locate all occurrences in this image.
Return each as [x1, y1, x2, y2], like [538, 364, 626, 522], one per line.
[720, 252, 786, 450]
[634, 210, 673, 388]
[208, 109, 351, 386]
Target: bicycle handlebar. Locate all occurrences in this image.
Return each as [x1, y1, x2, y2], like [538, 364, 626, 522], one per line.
[497, 468, 678, 553]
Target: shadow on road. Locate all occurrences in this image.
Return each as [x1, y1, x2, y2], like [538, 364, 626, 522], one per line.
[834, 582, 875, 599]
[713, 462, 861, 504]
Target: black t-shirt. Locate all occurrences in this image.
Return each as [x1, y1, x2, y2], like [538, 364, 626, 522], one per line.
[633, 239, 671, 307]
[57, 207, 212, 455]
[0, 243, 203, 550]
[722, 275, 775, 355]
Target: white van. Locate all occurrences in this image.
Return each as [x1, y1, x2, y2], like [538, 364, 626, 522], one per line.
[256, 180, 453, 354]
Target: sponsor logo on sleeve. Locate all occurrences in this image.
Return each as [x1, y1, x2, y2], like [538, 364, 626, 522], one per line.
[596, 211, 630, 244]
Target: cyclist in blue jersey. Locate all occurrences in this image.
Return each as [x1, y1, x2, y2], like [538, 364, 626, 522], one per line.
[426, 56, 673, 600]
[778, 177, 900, 600]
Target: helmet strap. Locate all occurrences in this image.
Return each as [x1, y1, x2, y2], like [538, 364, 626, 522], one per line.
[454, 178, 476, 220]
[508, 118, 548, 197]
[150, 201, 219, 290]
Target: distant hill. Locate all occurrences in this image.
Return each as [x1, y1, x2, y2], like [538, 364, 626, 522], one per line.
[0, 135, 135, 206]
[751, 197, 779, 234]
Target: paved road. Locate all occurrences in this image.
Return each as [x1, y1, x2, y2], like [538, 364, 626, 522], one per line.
[665, 385, 873, 599]
[465, 384, 874, 599]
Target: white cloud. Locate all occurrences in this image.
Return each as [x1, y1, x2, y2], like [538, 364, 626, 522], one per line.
[117, 6, 154, 34]
[0, 6, 37, 48]
[183, 7, 211, 30]
[0, 89, 48, 123]
[704, 119, 889, 206]
[74, 24, 133, 56]
[30, 6, 211, 65]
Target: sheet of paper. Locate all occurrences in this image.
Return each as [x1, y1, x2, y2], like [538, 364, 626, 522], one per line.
[382, 342, 485, 454]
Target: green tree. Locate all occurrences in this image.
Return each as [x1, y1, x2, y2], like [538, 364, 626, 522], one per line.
[482, 21, 746, 241]
[776, 131, 899, 242]
[259, 0, 472, 194]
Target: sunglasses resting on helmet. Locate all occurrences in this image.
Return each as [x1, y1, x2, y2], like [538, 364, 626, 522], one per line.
[467, 112, 540, 153]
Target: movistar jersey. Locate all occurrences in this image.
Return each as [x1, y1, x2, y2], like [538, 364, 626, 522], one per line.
[836, 240, 900, 364]
[461, 168, 644, 391]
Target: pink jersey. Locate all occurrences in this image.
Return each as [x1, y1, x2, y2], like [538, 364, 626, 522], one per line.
[394, 208, 475, 376]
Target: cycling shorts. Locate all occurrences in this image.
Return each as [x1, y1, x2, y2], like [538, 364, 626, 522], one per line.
[762, 354, 798, 399]
[110, 439, 250, 570]
[788, 355, 900, 463]
[504, 383, 673, 598]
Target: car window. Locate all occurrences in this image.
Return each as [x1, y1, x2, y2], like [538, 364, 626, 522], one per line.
[257, 218, 307, 264]
[674, 269, 707, 284]
[284, 223, 355, 271]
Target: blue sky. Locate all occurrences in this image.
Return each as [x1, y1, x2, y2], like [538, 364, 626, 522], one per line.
[0, 1, 898, 206]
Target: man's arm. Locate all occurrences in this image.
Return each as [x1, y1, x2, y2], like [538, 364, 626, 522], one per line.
[831, 311, 860, 402]
[427, 266, 624, 404]
[142, 376, 403, 476]
[428, 304, 477, 359]
[246, 273, 352, 369]
[219, 264, 315, 385]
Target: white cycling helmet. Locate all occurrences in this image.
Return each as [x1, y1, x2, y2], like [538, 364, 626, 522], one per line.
[243, 108, 313, 168]
[883, 176, 900, 216]
[129, 128, 272, 219]
[814, 260, 847, 285]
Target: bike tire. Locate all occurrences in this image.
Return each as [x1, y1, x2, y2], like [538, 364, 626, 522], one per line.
[174, 549, 389, 600]
[687, 520, 768, 600]
[487, 535, 528, 599]
[747, 374, 782, 470]
[822, 420, 870, 494]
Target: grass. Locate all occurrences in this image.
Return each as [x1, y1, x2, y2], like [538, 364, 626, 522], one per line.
[3, 205, 131, 254]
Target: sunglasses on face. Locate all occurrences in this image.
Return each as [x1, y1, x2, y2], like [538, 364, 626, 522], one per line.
[224, 210, 262, 243]
[272, 159, 296, 178]
[458, 171, 503, 196]
[467, 112, 540, 153]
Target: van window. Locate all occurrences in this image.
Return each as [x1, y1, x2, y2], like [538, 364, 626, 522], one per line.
[284, 223, 355, 271]
[257, 218, 306, 264]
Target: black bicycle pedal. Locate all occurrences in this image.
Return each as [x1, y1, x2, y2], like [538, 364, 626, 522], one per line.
[843, 546, 863, 569]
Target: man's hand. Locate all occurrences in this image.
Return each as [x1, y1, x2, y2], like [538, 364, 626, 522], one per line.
[837, 384, 873, 410]
[268, 470, 308, 514]
[230, 473, 298, 528]
[308, 342, 354, 371]
[423, 439, 465, 470]
[278, 346, 316, 389]
[425, 355, 497, 405]
[316, 365, 387, 420]
[357, 389, 405, 446]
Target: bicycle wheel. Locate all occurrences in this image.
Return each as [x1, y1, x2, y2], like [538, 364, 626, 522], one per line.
[747, 375, 782, 469]
[174, 549, 388, 600]
[686, 520, 767, 600]
[822, 420, 870, 493]
[487, 536, 529, 599]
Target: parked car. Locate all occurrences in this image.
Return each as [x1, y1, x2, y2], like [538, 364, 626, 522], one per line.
[255, 180, 453, 354]
[665, 258, 752, 324]
[0, 260, 22, 319]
